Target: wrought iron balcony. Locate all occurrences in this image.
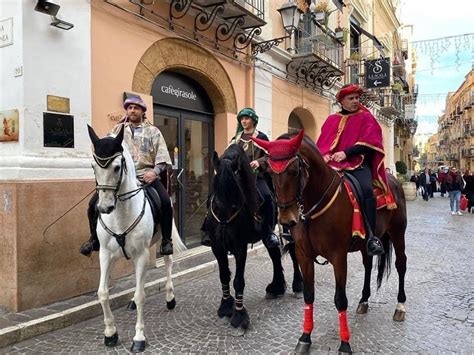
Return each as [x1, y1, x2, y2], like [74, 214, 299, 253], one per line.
[107, 1, 267, 59]
[286, 15, 344, 90]
[378, 92, 404, 120]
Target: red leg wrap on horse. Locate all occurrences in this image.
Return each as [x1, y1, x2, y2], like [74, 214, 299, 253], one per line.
[303, 303, 314, 334]
[338, 310, 350, 342]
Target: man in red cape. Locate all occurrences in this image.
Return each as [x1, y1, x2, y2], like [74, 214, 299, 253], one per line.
[317, 83, 387, 256]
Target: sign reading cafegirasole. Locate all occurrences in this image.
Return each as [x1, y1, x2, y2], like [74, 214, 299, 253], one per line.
[365, 58, 391, 88]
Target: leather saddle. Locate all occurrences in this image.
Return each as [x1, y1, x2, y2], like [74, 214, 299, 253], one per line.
[142, 169, 171, 235]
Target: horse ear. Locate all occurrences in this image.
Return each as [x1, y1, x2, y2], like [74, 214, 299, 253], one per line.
[212, 151, 220, 170]
[115, 124, 125, 146]
[87, 124, 99, 146]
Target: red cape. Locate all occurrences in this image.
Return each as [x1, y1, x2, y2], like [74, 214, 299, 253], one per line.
[316, 110, 390, 194]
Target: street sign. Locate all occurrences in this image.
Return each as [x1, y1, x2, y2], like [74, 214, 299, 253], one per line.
[365, 58, 390, 88]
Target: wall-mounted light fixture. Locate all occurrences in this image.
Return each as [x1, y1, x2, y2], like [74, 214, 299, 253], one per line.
[50, 16, 74, 30]
[34, 0, 74, 30]
[251, 1, 302, 57]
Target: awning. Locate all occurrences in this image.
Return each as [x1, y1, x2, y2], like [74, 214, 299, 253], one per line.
[350, 20, 385, 56]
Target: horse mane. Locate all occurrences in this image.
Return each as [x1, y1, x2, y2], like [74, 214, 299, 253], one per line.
[213, 144, 259, 215]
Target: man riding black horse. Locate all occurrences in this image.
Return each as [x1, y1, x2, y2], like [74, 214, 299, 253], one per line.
[202, 107, 279, 248]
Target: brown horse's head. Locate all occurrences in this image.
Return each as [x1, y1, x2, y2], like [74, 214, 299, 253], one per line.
[252, 130, 306, 226]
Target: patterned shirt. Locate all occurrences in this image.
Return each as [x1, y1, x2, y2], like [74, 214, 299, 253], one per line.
[110, 121, 172, 178]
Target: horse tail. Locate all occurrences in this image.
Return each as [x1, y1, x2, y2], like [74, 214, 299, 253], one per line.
[376, 233, 392, 289]
[171, 218, 187, 253]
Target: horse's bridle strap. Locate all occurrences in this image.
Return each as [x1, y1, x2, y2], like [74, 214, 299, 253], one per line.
[210, 195, 242, 225]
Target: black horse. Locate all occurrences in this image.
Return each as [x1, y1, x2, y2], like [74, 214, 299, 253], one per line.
[203, 144, 303, 330]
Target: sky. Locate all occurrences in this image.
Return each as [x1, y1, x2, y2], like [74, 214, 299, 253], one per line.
[398, 0, 474, 135]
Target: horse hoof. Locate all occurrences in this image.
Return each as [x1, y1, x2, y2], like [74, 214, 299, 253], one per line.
[356, 302, 368, 314]
[393, 309, 406, 322]
[127, 300, 136, 311]
[293, 291, 303, 299]
[265, 291, 285, 299]
[292, 280, 304, 294]
[130, 340, 146, 353]
[166, 298, 176, 310]
[104, 332, 119, 347]
[217, 296, 234, 318]
[338, 341, 352, 353]
[295, 341, 311, 354]
[230, 308, 250, 330]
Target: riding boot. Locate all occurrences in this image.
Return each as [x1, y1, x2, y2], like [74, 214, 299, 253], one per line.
[364, 197, 384, 256]
[159, 205, 173, 255]
[263, 231, 280, 249]
[80, 193, 100, 257]
[200, 217, 211, 247]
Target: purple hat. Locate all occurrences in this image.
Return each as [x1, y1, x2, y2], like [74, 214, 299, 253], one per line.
[123, 97, 147, 112]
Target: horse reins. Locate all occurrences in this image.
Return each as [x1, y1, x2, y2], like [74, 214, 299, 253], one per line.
[98, 195, 147, 260]
[209, 195, 242, 225]
[272, 155, 341, 221]
[93, 151, 148, 259]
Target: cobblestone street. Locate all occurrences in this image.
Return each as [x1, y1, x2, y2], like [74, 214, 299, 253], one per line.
[1, 194, 473, 354]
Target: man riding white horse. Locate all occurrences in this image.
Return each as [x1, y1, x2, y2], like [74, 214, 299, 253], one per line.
[80, 96, 174, 256]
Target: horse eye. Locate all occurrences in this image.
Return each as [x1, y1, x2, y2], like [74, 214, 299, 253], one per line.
[114, 166, 120, 172]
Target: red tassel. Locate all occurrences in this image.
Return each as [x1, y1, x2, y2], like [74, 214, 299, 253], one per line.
[303, 303, 314, 334]
[338, 310, 350, 342]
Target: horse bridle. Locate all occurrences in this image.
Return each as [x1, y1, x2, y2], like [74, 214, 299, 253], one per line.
[209, 158, 244, 225]
[271, 154, 340, 222]
[271, 155, 309, 211]
[93, 151, 126, 198]
[92, 151, 147, 259]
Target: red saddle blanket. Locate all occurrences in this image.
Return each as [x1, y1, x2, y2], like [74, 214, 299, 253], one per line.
[342, 179, 397, 239]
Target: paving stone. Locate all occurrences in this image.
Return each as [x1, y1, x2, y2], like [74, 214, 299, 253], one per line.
[0, 195, 473, 353]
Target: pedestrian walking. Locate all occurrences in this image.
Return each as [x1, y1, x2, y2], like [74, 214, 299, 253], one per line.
[429, 169, 437, 198]
[462, 170, 474, 214]
[446, 167, 465, 215]
[438, 167, 447, 197]
[419, 168, 431, 201]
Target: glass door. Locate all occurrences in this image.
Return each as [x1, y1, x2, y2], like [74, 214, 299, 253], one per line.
[154, 107, 213, 247]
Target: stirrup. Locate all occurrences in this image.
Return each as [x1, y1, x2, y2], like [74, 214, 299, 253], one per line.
[367, 236, 384, 256]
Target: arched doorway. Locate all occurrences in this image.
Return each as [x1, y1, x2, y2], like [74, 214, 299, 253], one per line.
[152, 70, 214, 247]
[287, 107, 317, 138]
[131, 37, 238, 248]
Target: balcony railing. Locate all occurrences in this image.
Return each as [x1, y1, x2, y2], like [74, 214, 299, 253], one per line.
[286, 15, 344, 90]
[294, 20, 344, 69]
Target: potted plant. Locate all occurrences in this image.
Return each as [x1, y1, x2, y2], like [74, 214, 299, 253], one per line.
[314, 0, 330, 26]
[392, 82, 403, 93]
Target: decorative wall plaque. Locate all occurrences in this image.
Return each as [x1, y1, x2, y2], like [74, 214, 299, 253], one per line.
[0, 109, 19, 142]
[43, 112, 74, 148]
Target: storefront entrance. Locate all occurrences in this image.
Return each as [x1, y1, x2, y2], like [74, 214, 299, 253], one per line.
[152, 71, 214, 247]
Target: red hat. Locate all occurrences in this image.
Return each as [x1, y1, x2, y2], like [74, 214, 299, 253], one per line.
[336, 84, 364, 102]
[251, 130, 304, 173]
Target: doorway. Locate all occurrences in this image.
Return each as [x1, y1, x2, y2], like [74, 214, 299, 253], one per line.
[152, 71, 214, 247]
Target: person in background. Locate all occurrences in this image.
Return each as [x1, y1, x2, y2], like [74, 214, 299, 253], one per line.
[462, 170, 474, 214]
[446, 167, 465, 215]
[419, 167, 430, 201]
[429, 169, 437, 198]
[438, 167, 447, 197]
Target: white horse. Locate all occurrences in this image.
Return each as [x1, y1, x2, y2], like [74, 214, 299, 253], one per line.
[87, 124, 186, 352]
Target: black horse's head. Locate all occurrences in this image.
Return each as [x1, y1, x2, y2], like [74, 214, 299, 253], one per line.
[211, 144, 259, 220]
[88, 124, 126, 214]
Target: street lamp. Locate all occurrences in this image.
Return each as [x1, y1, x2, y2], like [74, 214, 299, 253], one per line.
[252, 1, 302, 56]
[277, 1, 302, 35]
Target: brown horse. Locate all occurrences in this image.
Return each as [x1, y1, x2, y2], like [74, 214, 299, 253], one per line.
[252, 131, 407, 354]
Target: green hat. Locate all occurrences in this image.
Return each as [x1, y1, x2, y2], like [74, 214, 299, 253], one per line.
[236, 107, 258, 134]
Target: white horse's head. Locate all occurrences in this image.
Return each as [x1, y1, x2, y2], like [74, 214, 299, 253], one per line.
[88, 124, 128, 214]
